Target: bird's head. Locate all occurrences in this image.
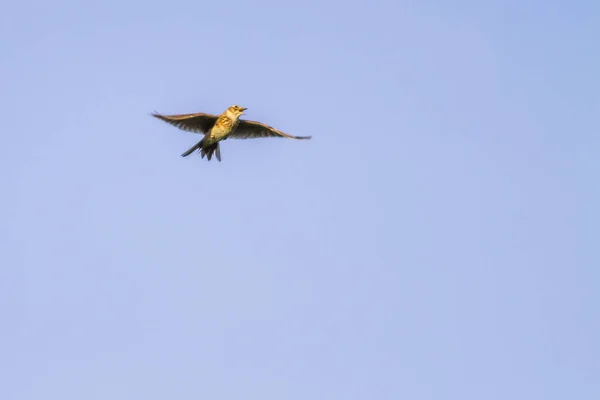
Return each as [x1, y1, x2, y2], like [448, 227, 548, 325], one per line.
[226, 105, 247, 119]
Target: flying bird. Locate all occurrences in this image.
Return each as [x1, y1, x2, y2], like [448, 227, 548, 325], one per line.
[152, 105, 311, 162]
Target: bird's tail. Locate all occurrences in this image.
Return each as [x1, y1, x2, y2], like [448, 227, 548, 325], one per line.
[181, 139, 221, 161]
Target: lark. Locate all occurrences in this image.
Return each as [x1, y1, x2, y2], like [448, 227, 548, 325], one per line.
[152, 105, 311, 162]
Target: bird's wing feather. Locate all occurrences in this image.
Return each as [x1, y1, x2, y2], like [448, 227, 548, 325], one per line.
[151, 112, 219, 134]
[228, 119, 312, 140]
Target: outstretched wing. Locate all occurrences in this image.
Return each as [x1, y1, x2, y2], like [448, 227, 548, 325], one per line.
[151, 112, 219, 134]
[228, 119, 312, 140]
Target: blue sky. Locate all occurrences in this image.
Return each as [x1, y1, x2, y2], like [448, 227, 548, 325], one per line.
[3, 0, 599, 399]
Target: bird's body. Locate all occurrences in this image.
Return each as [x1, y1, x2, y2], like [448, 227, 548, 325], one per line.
[152, 105, 311, 162]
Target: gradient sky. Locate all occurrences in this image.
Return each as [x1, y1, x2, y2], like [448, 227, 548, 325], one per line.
[3, 0, 599, 399]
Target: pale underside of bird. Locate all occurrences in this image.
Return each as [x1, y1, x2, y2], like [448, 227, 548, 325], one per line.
[152, 105, 311, 162]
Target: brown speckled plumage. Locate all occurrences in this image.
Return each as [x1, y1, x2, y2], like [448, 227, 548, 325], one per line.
[152, 105, 311, 162]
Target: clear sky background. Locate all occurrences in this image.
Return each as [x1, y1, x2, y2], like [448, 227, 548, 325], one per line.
[2, 0, 599, 399]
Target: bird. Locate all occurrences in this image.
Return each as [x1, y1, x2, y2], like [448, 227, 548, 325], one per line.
[151, 105, 311, 162]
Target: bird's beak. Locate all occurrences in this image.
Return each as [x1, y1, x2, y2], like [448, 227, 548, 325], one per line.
[240, 107, 247, 112]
